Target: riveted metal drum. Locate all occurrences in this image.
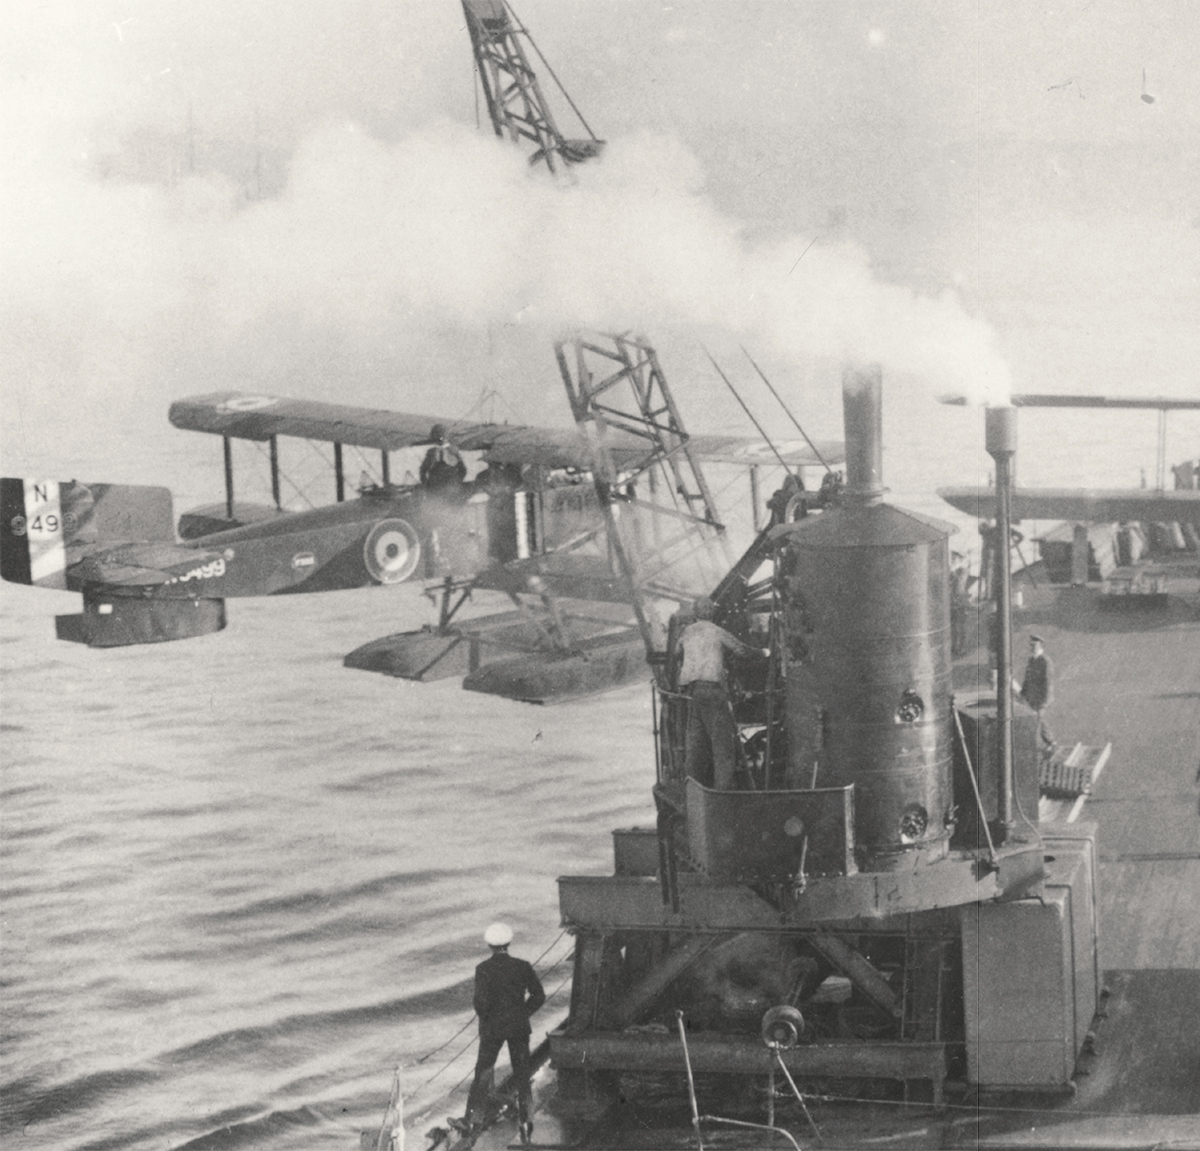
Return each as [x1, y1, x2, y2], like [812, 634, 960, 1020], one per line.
[780, 501, 956, 869]
[777, 499, 955, 868]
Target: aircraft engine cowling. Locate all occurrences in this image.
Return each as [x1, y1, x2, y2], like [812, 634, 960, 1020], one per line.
[363, 518, 421, 584]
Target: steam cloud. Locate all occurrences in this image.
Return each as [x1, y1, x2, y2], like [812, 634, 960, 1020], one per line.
[3, 89, 1014, 474]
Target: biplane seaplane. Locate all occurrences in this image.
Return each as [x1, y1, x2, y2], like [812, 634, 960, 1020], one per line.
[1, 334, 843, 701]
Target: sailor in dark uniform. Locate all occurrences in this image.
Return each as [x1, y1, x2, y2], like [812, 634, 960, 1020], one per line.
[462, 922, 545, 1143]
[766, 472, 806, 524]
[1017, 634, 1055, 753]
[420, 424, 467, 496]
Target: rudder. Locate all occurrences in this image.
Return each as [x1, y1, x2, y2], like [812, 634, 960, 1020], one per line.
[1, 478, 174, 588]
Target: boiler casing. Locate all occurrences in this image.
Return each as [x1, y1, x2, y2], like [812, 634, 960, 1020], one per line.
[780, 501, 956, 870]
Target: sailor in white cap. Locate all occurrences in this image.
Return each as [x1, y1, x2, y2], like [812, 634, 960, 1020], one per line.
[460, 922, 545, 1143]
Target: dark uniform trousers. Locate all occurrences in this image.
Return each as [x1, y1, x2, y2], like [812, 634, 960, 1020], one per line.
[467, 952, 545, 1125]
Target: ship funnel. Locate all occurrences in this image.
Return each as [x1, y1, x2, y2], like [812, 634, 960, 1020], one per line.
[842, 363, 885, 501]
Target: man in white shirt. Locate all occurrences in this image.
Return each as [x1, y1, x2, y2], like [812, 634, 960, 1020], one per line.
[676, 597, 760, 789]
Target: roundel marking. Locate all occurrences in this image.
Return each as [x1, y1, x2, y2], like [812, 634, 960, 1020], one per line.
[364, 518, 421, 584]
[216, 395, 281, 414]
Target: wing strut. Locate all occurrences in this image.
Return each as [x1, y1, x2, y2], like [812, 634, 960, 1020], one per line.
[223, 436, 234, 520]
[269, 435, 281, 509]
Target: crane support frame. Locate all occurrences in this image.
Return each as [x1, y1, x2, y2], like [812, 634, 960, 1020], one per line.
[555, 333, 734, 681]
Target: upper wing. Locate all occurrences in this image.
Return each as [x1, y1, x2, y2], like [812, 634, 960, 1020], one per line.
[171, 392, 480, 452]
[938, 392, 1200, 411]
[938, 485, 1200, 527]
[169, 391, 606, 469]
[170, 391, 843, 472]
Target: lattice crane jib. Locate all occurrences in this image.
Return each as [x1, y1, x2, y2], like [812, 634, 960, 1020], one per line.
[555, 334, 735, 676]
[462, 0, 604, 173]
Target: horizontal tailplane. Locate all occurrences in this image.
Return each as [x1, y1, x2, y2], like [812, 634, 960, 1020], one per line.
[56, 593, 226, 647]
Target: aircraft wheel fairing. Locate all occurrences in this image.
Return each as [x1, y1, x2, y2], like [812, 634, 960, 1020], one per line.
[364, 519, 421, 584]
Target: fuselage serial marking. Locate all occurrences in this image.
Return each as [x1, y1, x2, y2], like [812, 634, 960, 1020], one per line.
[169, 558, 227, 584]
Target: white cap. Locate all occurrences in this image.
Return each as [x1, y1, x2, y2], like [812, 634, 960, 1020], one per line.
[484, 922, 513, 947]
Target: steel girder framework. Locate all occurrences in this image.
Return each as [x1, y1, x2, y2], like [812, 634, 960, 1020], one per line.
[462, 0, 604, 173]
[555, 333, 734, 682]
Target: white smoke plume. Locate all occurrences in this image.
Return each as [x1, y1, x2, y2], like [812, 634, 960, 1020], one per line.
[216, 121, 1013, 404]
[5, 122, 1011, 370]
[3, 42, 1013, 478]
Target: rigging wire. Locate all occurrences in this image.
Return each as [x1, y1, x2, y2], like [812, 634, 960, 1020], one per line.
[701, 348, 797, 480]
[453, 382, 523, 429]
[504, 1, 600, 141]
[794, 1087, 1163, 1123]
[740, 346, 834, 475]
[247, 440, 318, 509]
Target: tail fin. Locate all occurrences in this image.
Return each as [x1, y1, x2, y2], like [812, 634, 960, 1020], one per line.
[1, 478, 174, 588]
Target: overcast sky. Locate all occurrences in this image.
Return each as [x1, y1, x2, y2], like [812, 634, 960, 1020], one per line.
[2, 1, 1197, 475]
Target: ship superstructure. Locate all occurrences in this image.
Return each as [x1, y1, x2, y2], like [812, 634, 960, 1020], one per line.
[548, 367, 1102, 1117]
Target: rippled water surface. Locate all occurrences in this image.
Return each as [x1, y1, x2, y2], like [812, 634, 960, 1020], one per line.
[2, 398, 1195, 1149]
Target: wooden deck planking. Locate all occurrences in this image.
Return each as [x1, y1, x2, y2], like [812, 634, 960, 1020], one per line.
[958, 578, 1200, 971]
[1099, 860, 1200, 969]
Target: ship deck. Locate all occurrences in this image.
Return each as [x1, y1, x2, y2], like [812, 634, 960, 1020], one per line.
[413, 566, 1200, 1151]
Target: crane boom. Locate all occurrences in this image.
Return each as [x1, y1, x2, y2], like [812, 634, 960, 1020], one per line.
[461, 7, 734, 688]
[462, 0, 604, 172]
